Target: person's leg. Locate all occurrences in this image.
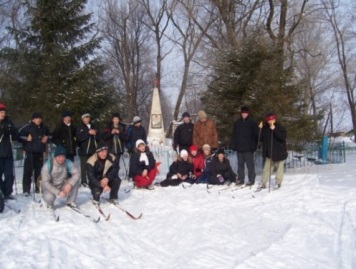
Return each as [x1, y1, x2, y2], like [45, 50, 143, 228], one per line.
[33, 153, 43, 193]
[66, 180, 80, 204]
[3, 158, 14, 196]
[42, 189, 56, 207]
[133, 175, 150, 187]
[261, 157, 272, 187]
[275, 160, 285, 186]
[22, 153, 33, 194]
[245, 152, 256, 185]
[108, 177, 121, 200]
[79, 156, 88, 185]
[89, 185, 103, 202]
[147, 169, 156, 185]
[237, 152, 245, 184]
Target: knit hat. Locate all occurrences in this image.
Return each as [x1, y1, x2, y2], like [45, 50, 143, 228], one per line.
[189, 145, 198, 152]
[181, 112, 190, 118]
[216, 148, 225, 155]
[198, 111, 207, 120]
[135, 139, 145, 148]
[265, 113, 276, 122]
[133, 116, 142, 124]
[96, 142, 108, 153]
[202, 144, 211, 151]
[241, 106, 249, 113]
[180, 149, 189, 158]
[81, 113, 90, 119]
[31, 112, 42, 119]
[62, 110, 72, 118]
[112, 112, 121, 119]
[0, 103, 6, 111]
[54, 146, 66, 157]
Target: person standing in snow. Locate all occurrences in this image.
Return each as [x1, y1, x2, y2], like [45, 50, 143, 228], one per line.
[209, 148, 237, 185]
[0, 103, 17, 200]
[52, 110, 77, 162]
[129, 139, 156, 189]
[173, 112, 194, 153]
[75, 113, 99, 187]
[86, 142, 121, 205]
[231, 106, 258, 186]
[258, 113, 288, 190]
[193, 111, 219, 151]
[126, 116, 147, 154]
[41, 146, 80, 209]
[18, 112, 50, 195]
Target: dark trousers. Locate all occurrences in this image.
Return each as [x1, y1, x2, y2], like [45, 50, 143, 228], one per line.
[0, 158, 14, 196]
[79, 155, 90, 184]
[237, 151, 256, 184]
[22, 152, 43, 193]
[90, 177, 121, 202]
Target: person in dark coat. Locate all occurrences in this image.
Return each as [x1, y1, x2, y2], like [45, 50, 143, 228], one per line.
[129, 139, 156, 189]
[75, 113, 99, 187]
[18, 112, 50, 195]
[258, 113, 288, 190]
[86, 142, 121, 204]
[195, 144, 215, 184]
[160, 149, 194, 187]
[173, 112, 194, 153]
[209, 148, 237, 185]
[126, 116, 147, 153]
[101, 113, 126, 161]
[52, 110, 77, 162]
[231, 106, 258, 186]
[0, 103, 17, 199]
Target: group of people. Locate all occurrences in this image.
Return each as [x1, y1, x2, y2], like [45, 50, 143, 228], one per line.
[0, 103, 288, 212]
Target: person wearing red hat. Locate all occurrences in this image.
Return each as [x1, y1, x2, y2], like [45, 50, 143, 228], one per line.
[0, 103, 18, 200]
[258, 113, 288, 190]
[189, 144, 204, 181]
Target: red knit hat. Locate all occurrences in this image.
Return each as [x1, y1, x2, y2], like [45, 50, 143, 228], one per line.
[189, 145, 198, 152]
[265, 113, 276, 122]
[0, 103, 6, 111]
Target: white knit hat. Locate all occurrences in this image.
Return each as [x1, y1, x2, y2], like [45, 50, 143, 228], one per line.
[180, 149, 188, 157]
[135, 139, 145, 148]
[133, 116, 142, 124]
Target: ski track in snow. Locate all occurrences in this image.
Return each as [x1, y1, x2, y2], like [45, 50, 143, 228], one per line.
[1, 156, 356, 268]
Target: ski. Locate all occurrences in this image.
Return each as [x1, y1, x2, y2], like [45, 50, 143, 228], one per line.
[67, 206, 100, 223]
[106, 199, 142, 220]
[182, 183, 193, 189]
[4, 203, 21, 213]
[231, 185, 246, 192]
[48, 208, 60, 222]
[93, 203, 110, 221]
[124, 188, 131, 193]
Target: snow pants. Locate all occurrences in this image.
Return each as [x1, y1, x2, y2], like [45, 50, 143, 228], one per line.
[133, 169, 156, 188]
[237, 151, 256, 184]
[90, 177, 121, 202]
[42, 179, 80, 206]
[261, 158, 285, 185]
[0, 157, 14, 196]
[22, 152, 43, 194]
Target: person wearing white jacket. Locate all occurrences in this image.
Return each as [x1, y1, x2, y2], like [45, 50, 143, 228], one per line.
[41, 146, 80, 208]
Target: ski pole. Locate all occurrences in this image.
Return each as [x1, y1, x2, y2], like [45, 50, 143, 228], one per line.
[268, 121, 274, 193]
[10, 135, 18, 195]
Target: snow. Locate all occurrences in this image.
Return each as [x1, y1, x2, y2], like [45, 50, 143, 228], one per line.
[1, 154, 356, 269]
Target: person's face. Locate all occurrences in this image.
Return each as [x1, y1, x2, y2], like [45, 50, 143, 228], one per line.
[63, 116, 71, 124]
[183, 116, 190, 123]
[0, 110, 5, 120]
[241, 112, 248, 119]
[190, 150, 197, 156]
[32, 118, 42, 125]
[134, 122, 141, 127]
[55, 155, 66, 165]
[98, 150, 108, 160]
[218, 153, 224, 161]
[200, 117, 207, 123]
[112, 117, 120, 125]
[82, 116, 90, 124]
[203, 148, 210, 156]
[137, 143, 145, 152]
[267, 119, 275, 126]
[182, 155, 189, 161]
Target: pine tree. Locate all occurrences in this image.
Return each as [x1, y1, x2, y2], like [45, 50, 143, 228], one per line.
[0, 0, 117, 127]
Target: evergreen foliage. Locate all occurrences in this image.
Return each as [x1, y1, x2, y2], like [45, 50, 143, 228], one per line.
[202, 35, 317, 149]
[0, 0, 118, 128]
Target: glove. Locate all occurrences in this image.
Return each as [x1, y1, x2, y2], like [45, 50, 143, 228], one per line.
[195, 168, 202, 173]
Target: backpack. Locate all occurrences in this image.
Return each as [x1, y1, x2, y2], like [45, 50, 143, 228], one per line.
[46, 158, 72, 178]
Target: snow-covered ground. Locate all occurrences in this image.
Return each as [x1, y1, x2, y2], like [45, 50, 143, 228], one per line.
[1, 153, 356, 269]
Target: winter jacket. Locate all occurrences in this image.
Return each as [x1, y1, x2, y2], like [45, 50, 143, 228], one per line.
[173, 122, 194, 149]
[41, 158, 80, 195]
[193, 118, 218, 149]
[260, 122, 288, 162]
[52, 122, 77, 157]
[126, 125, 147, 152]
[168, 158, 194, 177]
[75, 122, 99, 156]
[203, 154, 215, 175]
[86, 153, 120, 189]
[210, 157, 237, 183]
[129, 148, 156, 177]
[18, 122, 50, 153]
[190, 153, 204, 178]
[231, 116, 258, 152]
[101, 122, 126, 156]
[0, 116, 17, 158]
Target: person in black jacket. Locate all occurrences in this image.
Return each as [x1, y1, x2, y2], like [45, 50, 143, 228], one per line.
[126, 116, 147, 153]
[52, 111, 76, 162]
[173, 112, 194, 153]
[159, 149, 194, 187]
[75, 113, 99, 187]
[101, 113, 126, 161]
[209, 148, 237, 185]
[18, 112, 49, 195]
[231, 106, 258, 186]
[129, 139, 156, 189]
[0, 103, 17, 199]
[258, 113, 288, 190]
[86, 142, 121, 204]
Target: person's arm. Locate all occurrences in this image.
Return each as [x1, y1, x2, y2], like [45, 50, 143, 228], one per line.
[66, 161, 80, 187]
[106, 156, 120, 181]
[86, 160, 101, 188]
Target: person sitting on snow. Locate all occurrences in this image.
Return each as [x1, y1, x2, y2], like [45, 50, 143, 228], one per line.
[189, 145, 204, 182]
[195, 144, 215, 184]
[129, 139, 156, 190]
[41, 146, 80, 209]
[209, 148, 237, 185]
[159, 149, 194, 187]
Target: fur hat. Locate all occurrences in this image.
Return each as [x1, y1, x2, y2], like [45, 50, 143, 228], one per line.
[180, 149, 189, 157]
[0, 103, 6, 111]
[202, 144, 211, 151]
[31, 112, 42, 119]
[54, 146, 66, 157]
[197, 111, 207, 120]
[135, 139, 145, 148]
[96, 142, 109, 153]
[133, 116, 142, 124]
[265, 113, 276, 122]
